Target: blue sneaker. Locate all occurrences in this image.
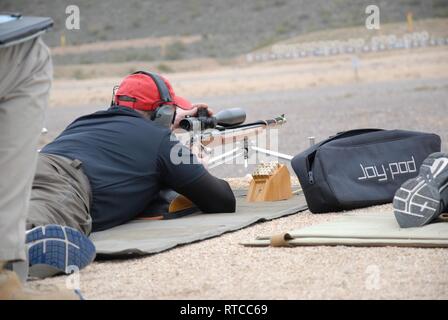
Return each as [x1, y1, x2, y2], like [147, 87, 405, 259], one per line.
[26, 224, 96, 278]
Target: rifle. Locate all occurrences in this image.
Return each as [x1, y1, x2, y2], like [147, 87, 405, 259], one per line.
[175, 108, 291, 169]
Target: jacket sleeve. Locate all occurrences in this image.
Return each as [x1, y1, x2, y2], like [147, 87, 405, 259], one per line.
[157, 133, 236, 213]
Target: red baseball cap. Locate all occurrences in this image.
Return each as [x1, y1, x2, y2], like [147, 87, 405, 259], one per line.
[114, 73, 193, 111]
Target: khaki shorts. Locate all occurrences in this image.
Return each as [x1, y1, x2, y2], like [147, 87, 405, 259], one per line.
[27, 153, 93, 236]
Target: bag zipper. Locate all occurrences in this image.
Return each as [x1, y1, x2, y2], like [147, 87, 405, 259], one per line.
[308, 171, 314, 184]
[305, 129, 383, 185]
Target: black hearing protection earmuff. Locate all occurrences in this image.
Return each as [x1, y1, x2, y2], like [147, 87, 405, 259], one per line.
[132, 71, 177, 128]
[114, 71, 177, 128]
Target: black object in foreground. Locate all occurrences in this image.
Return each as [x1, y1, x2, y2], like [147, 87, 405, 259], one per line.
[179, 107, 246, 131]
[0, 13, 53, 46]
[292, 129, 441, 213]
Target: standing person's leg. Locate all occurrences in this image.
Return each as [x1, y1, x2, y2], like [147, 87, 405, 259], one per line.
[0, 38, 80, 299]
[0, 37, 52, 265]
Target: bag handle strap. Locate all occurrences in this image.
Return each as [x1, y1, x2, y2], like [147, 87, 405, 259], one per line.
[322, 128, 384, 147]
[305, 128, 384, 184]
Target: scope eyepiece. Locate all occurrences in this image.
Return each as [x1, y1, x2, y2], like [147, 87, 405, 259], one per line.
[179, 117, 217, 131]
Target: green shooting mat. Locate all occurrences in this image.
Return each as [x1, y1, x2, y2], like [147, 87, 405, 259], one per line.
[90, 191, 308, 257]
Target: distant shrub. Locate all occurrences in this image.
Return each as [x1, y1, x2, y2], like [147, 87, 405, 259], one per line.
[434, 5, 448, 18]
[98, 33, 108, 41]
[104, 24, 114, 31]
[253, 0, 264, 12]
[298, 13, 310, 21]
[164, 41, 185, 60]
[87, 25, 101, 36]
[73, 69, 89, 80]
[188, 0, 201, 18]
[132, 19, 141, 28]
[276, 21, 294, 35]
[159, 15, 169, 24]
[80, 57, 93, 65]
[432, 0, 448, 8]
[132, 1, 142, 9]
[252, 36, 279, 51]
[123, 51, 154, 62]
[157, 63, 174, 73]
[273, 0, 286, 7]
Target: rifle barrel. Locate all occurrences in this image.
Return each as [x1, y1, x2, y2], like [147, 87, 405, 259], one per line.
[200, 114, 286, 146]
[216, 114, 286, 131]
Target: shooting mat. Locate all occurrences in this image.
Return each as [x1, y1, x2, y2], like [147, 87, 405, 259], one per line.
[242, 212, 448, 248]
[90, 190, 307, 257]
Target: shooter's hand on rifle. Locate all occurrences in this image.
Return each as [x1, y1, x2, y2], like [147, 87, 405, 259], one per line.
[173, 103, 214, 130]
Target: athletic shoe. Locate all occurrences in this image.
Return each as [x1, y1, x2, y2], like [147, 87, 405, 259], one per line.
[393, 152, 448, 228]
[26, 224, 96, 278]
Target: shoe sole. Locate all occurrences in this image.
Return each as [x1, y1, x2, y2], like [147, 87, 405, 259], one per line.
[26, 225, 96, 278]
[393, 153, 448, 228]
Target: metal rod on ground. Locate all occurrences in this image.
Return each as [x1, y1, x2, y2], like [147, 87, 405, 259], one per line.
[208, 146, 241, 165]
[250, 146, 293, 161]
[208, 151, 245, 169]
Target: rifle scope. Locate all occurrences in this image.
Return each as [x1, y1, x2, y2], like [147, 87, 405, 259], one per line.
[179, 107, 246, 131]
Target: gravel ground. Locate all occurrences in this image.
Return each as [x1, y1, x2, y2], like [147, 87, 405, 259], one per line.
[31, 49, 448, 299]
[29, 202, 448, 300]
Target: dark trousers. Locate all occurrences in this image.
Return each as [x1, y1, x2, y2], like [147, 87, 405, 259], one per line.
[27, 153, 92, 235]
